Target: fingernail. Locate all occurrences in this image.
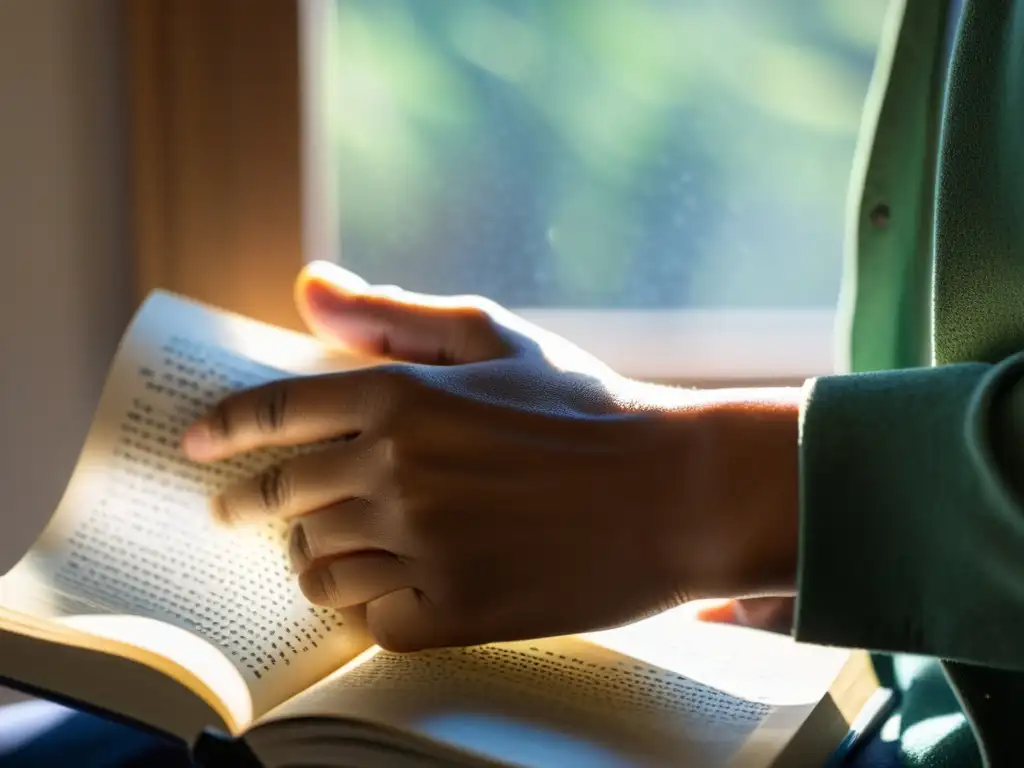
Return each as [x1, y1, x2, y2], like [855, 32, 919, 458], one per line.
[182, 423, 215, 461]
[305, 279, 348, 315]
[303, 261, 369, 291]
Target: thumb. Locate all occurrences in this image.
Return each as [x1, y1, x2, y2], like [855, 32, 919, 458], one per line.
[294, 261, 515, 365]
[694, 597, 795, 635]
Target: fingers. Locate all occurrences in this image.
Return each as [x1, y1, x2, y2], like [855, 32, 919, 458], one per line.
[365, 589, 439, 652]
[295, 261, 516, 364]
[182, 371, 379, 462]
[286, 500, 422, 639]
[296, 561, 476, 653]
[287, 498, 384, 572]
[299, 551, 412, 608]
[363, 589, 493, 653]
[185, 264, 537, 463]
[214, 441, 380, 524]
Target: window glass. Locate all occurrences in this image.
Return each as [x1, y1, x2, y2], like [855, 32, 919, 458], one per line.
[322, 0, 889, 310]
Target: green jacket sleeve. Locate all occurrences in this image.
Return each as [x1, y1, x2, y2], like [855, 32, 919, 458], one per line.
[794, 353, 1024, 669]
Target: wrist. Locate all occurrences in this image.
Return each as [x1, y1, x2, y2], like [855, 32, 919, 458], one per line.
[666, 386, 802, 601]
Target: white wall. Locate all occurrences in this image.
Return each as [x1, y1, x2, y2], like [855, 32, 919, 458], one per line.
[0, 0, 132, 702]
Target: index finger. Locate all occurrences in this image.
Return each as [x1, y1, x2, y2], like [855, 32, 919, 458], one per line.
[181, 371, 376, 462]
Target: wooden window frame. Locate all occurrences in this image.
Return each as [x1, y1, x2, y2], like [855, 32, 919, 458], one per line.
[126, 0, 306, 332]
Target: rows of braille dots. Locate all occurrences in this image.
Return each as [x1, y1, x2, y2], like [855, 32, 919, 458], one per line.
[52, 338, 348, 683]
[344, 645, 772, 729]
[147, 340, 350, 679]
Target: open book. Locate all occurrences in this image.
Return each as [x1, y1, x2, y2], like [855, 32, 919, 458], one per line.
[0, 291, 877, 767]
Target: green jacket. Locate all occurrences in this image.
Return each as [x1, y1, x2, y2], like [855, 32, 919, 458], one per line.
[795, 0, 1024, 765]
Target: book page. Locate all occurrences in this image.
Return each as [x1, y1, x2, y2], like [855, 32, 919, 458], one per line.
[1, 292, 374, 726]
[582, 603, 851, 706]
[0, 609, 240, 741]
[255, 613, 855, 768]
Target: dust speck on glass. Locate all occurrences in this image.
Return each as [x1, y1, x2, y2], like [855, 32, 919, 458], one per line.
[324, 0, 889, 309]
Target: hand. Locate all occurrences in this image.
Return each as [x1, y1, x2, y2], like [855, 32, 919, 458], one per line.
[183, 262, 800, 651]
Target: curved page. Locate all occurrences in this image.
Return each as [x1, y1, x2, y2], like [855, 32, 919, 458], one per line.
[3, 291, 373, 725]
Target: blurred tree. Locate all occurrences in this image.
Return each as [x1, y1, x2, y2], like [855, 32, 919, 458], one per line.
[326, 0, 889, 309]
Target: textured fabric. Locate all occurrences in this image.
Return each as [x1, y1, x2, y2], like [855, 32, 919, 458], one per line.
[796, 1, 1024, 766]
[836, 0, 946, 376]
[0, 699, 189, 767]
[799, 355, 1024, 666]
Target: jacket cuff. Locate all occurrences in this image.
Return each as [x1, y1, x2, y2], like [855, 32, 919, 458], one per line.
[794, 361, 1005, 658]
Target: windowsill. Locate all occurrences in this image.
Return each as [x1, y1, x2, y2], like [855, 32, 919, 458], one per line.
[516, 308, 836, 383]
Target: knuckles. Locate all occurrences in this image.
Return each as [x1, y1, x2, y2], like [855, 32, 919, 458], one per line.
[371, 437, 438, 540]
[298, 568, 337, 606]
[254, 383, 289, 434]
[369, 363, 418, 396]
[449, 302, 495, 334]
[366, 365, 437, 416]
[287, 523, 314, 573]
[220, 381, 290, 438]
[258, 464, 292, 512]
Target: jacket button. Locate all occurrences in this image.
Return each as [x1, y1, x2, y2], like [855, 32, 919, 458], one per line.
[870, 202, 891, 228]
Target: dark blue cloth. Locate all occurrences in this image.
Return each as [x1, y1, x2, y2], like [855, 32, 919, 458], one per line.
[0, 699, 189, 767]
[0, 697, 902, 767]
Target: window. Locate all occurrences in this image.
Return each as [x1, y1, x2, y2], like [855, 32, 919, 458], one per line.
[301, 0, 891, 382]
[127, 1, 889, 384]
